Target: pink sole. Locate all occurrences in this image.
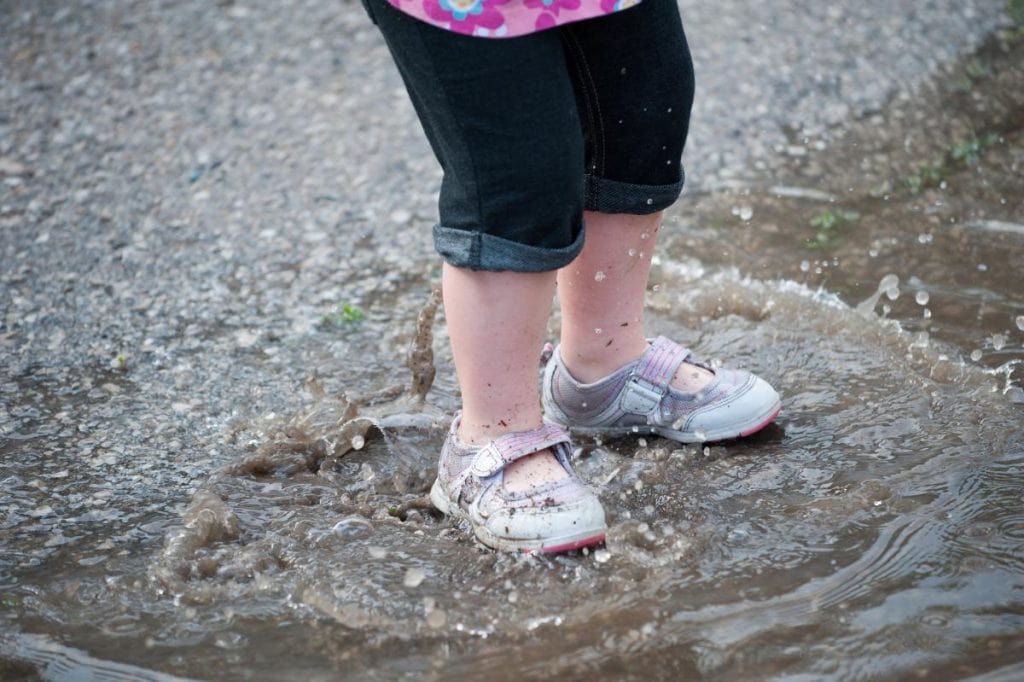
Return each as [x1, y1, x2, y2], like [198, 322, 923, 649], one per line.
[739, 405, 782, 437]
[523, 533, 606, 555]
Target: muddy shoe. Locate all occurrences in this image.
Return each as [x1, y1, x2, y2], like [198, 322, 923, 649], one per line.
[429, 415, 607, 553]
[542, 336, 781, 443]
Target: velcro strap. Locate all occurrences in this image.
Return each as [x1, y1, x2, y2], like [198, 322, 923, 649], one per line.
[634, 336, 692, 391]
[620, 336, 693, 415]
[469, 423, 571, 478]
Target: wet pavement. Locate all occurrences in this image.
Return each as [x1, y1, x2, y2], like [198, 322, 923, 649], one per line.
[2, 1, 1023, 680]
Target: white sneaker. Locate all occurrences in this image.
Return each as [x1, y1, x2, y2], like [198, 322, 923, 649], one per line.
[430, 414, 606, 553]
[543, 336, 781, 443]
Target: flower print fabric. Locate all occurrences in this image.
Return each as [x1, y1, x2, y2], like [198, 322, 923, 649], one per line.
[388, 0, 642, 38]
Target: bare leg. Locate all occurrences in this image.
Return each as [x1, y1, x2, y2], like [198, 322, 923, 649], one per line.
[557, 210, 713, 391]
[442, 263, 567, 491]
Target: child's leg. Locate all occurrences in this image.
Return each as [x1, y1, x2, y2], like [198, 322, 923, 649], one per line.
[442, 263, 567, 491]
[362, 1, 592, 500]
[544, 0, 779, 442]
[555, 0, 706, 390]
[556, 210, 712, 393]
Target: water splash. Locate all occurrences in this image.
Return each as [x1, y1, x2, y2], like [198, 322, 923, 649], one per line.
[855, 274, 900, 317]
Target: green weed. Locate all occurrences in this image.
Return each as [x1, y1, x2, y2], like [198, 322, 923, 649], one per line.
[964, 58, 992, 79]
[321, 302, 366, 328]
[949, 133, 1000, 166]
[904, 133, 1001, 194]
[905, 160, 946, 194]
[1009, 0, 1024, 26]
[805, 209, 859, 250]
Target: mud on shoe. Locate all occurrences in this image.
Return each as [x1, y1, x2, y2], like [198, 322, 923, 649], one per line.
[429, 415, 607, 553]
[542, 336, 781, 443]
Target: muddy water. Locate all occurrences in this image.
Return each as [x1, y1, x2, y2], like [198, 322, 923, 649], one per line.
[4, 26, 1024, 682]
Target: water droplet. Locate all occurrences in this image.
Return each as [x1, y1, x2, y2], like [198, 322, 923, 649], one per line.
[666, 159, 672, 165]
[667, 107, 673, 113]
[992, 334, 1006, 351]
[733, 205, 753, 221]
[213, 631, 248, 650]
[507, 591, 518, 604]
[620, 67, 627, 75]
[799, 260, 810, 272]
[702, 446, 711, 457]
[970, 349, 983, 362]
[917, 233, 933, 244]
[638, 438, 648, 448]
[915, 291, 930, 305]
[651, 284, 660, 291]
[978, 263, 988, 272]
[923, 308, 931, 319]
[885, 285, 900, 301]
[727, 527, 749, 543]
[645, 198, 654, 205]
[694, 429, 707, 442]
[640, 232, 649, 240]
[628, 248, 637, 257]
[360, 462, 375, 480]
[350, 435, 365, 450]
[333, 516, 373, 539]
[594, 327, 603, 335]
[1015, 315, 1024, 331]
[581, 401, 588, 408]
[920, 613, 949, 628]
[403, 567, 426, 588]
[593, 548, 611, 563]
[594, 271, 606, 282]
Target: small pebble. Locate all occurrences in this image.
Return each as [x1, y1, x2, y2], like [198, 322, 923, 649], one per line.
[403, 567, 425, 588]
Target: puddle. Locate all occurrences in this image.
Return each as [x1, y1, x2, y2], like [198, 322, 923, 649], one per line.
[2, 16, 1024, 682]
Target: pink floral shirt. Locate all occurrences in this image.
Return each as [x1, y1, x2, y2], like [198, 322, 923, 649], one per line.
[388, 0, 643, 38]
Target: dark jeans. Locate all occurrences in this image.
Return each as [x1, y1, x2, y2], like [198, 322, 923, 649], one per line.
[361, 0, 695, 272]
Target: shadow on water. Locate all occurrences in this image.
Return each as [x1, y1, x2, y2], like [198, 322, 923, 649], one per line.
[3, 20, 1024, 682]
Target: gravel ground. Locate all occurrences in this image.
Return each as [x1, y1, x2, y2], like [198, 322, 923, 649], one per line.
[0, 0, 1014, 595]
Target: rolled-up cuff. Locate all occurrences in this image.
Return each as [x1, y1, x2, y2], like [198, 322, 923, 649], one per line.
[584, 170, 686, 215]
[433, 222, 585, 272]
